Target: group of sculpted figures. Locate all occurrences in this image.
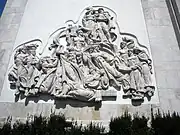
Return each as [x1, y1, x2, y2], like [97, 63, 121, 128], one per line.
[8, 7, 155, 103]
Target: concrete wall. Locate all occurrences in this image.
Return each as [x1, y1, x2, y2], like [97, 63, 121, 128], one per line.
[175, 0, 180, 11]
[142, 0, 180, 112]
[0, 0, 179, 123]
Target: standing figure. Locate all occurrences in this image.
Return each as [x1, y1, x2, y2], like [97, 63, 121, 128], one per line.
[34, 56, 58, 94]
[8, 44, 39, 96]
[96, 8, 112, 43]
[65, 24, 77, 47]
[82, 7, 96, 30]
[73, 29, 88, 69]
[126, 49, 144, 100]
[74, 29, 87, 50]
[82, 7, 99, 43]
[9, 46, 28, 95]
[118, 41, 129, 66]
[133, 48, 155, 97]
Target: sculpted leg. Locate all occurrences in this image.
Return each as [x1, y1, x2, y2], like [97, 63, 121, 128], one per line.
[95, 90, 102, 102]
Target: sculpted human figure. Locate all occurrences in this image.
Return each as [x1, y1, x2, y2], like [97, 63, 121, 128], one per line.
[57, 45, 84, 89]
[88, 28, 101, 43]
[92, 55, 120, 88]
[8, 46, 28, 95]
[65, 27, 81, 64]
[74, 29, 87, 50]
[95, 8, 112, 43]
[46, 46, 72, 98]
[65, 24, 76, 47]
[104, 11, 114, 30]
[50, 24, 76, 55]
[133, 48, 155, 97]
[67, 87, 96, 102]
[113, 38, 137, 91]
[33, 56, 58, 95]
[53, 60, 96, 101]
[82, 7, 99, 42]
[8, 44, 39, 96]
[125, 49, 144, 100]
[53, 80, 73, 98]
[84, 68, 109, 102]
[84, 68, 103, 89]
[67, 28, 87, 71]
[82, 7, 96, 30]
[117, 41, 129, 66]
[113, 57, 131, 91]
[124, 37, 135, 50]
[23, 44, 40, 96]
[53, 56, 97, 101]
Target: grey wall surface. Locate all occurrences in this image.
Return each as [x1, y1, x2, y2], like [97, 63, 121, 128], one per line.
[175, 0, 180, 11]
[142, 0, 180, 112]
[0, 0, 179, 124]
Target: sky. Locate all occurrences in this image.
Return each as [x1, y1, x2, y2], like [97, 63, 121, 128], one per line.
[0, 0, 7, 16]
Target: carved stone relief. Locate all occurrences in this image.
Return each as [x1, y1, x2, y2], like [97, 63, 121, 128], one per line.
[8, 6, 155, 103]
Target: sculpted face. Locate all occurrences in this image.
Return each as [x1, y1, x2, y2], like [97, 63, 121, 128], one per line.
[77, 30, 83, 36]
[68, 24, 72, 27]
[133, 48, 141, 55]
[15, 59, 22, 66]
[128, 50, 133, 56]
[98, 56, 105, 62]
[120, 42, 126, 49]
[29, 49, 36, 56]
[98, 8, 104, 13]
[104, 11, 110, 17]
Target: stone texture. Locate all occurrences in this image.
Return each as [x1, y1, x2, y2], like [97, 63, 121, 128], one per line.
[142, 0, 167, 8]
[146, 18, 172, 26]
[11, 13, 23, 24]
[143, 8, 155, 20]
[147, 26, 175, 38]
[142, 0, 180, 114]
[153, 8, 170, 19]
[0, 0, 28, 94]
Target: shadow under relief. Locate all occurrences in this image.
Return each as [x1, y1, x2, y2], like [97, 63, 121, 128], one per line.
[14, 93, 103, 110]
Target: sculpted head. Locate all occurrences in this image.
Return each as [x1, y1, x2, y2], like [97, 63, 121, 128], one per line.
[98, 56, 105, 62]
[104, 11, 111, 17]
[122, 37, 135, 49]
[65, 20, 75, 28]
[133, 47, 142, 55]
[120, 42, 127, 49]
[77, 29, 84, 36]
[89, 68, 96, 74]
[26, 44, 38, 56]
[128, 49, 134, 57]
[86, 7, 94, 15]
[40, 56, 50, 63]
[98, 8, 104, 13]
[16, 47, 26, 54]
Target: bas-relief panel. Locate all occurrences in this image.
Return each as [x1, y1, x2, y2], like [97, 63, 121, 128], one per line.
[0, 0, 159, 106]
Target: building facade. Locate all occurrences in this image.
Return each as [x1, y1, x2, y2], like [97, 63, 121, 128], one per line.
[0, 0, 180, 124]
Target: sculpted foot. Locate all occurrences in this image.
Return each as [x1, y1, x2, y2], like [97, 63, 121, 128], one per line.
[24, 89, 29, 97]
[123, 91, 132, 98]
[14, 90, 20, 96]
[147, 91, 154, 97]
[95, 97, 102, 102]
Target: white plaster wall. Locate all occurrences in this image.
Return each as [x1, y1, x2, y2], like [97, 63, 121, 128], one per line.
[14, 0, 150, 48]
